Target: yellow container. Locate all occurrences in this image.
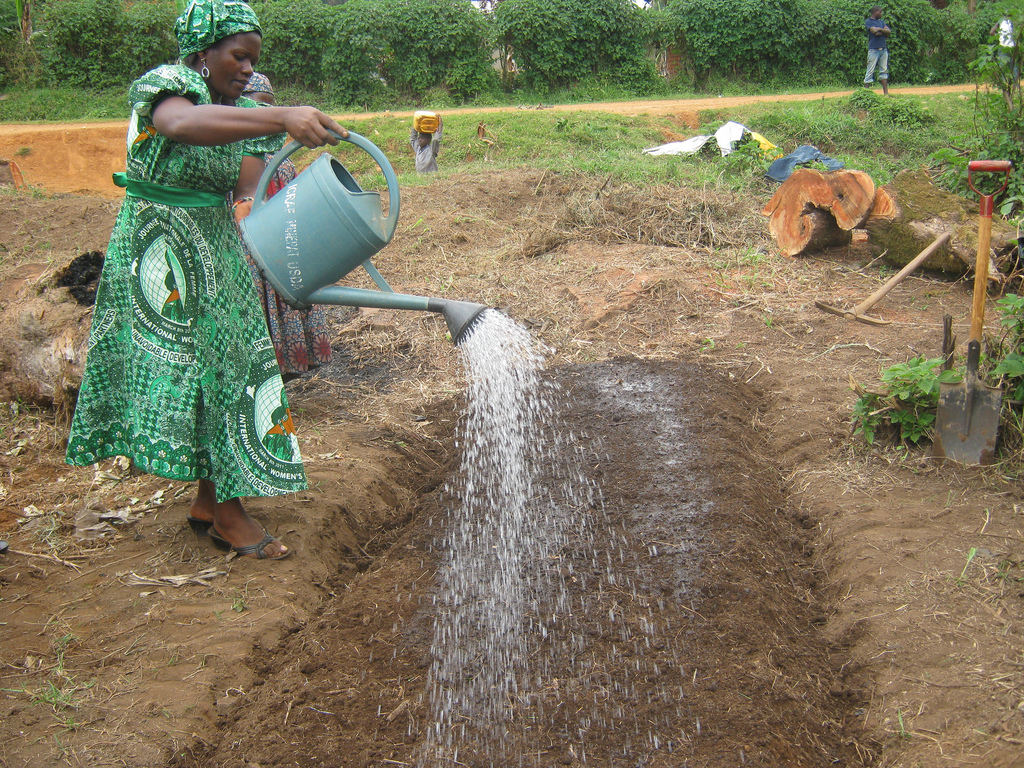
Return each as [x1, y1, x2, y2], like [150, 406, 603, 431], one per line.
[413, 111, 439, 134]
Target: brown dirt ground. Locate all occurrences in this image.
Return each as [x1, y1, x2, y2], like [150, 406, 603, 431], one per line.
[1, 113, 1023, 768]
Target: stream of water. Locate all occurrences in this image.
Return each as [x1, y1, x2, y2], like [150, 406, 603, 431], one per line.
[422, 311, 700, 767]
[424, 309, 591, 765]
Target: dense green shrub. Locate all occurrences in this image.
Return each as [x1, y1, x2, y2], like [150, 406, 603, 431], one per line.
[320, 0, 388, 107]
[668, 0, 808, 83]
[1, 0, 1008, 103]
[376, 0, 494, 99]
[122, 1, 178, 75]
[250, 0, 336, 88]
[38, 0, 175, 90]
[0, 0, 37, 88]
[322, 0, 494, 107]
[0, 0, 17, 33]
[931, 6, 1024, 220]
[848, 87, 936, 128]
[668, 0, 996, 88]
[924, 2, 996, 84]
[495, 0, 659, 94]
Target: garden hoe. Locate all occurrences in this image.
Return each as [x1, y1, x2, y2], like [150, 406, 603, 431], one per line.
[932, 160, 1012, 466]
[815, 232, 951, 325]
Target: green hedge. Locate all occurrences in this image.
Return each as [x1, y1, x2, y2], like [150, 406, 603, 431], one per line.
[39, 0, 176, 90]
[251, 0, 335, 89]
[0, 0, 1011, 99]
[667, 0, 1001, 87]
[495, 0, 660, 93]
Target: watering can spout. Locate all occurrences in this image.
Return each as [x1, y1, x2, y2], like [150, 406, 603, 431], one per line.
[303, 286, 487, 346]
[435, 299, 488, 345]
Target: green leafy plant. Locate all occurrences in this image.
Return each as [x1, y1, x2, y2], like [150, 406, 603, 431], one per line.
[990, 293, 1024, 466]
[848, 87, 881, 111]
[847, 87, 934, 128]
[930, 8, 1024, 221]
[851, 356, 960, 446]
[722, 136, 776, 179]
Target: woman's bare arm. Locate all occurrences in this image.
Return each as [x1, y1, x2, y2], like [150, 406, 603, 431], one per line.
[152, 96, 347, 148]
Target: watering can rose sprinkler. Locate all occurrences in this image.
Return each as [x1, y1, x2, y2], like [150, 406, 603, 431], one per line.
[239, 130, 487, 344]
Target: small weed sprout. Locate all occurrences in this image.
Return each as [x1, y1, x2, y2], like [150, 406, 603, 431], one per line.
[957, 547, 978, 584]
[896, 707, 909, 738]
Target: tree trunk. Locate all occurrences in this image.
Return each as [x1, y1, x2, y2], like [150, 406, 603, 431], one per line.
[17, 0, 31, 41]
[0, 276, 91, 408]
[865, 169, 1019, 276]
[761, 168, 884, 257]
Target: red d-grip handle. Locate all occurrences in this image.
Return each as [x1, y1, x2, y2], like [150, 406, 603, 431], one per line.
[968, 160, 1013, 173]
[967, 160, 1013, 217]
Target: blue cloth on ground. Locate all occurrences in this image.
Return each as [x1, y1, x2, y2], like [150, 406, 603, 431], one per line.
[765, 145, 844, 183]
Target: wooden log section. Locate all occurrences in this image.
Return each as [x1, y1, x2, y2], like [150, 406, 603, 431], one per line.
[865, 169, 1018, 277]
[762, 169, 887, 257]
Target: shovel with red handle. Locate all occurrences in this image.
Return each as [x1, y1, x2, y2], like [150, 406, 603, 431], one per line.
[932, 160, 1012, 465]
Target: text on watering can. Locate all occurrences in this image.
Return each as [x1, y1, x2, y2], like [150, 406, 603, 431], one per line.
[283, 185, 303, 291]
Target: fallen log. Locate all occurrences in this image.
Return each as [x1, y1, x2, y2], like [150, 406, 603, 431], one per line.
[866, 169, 1018, 277]
[867, 187, 896, 221]
[762, 168, 882, 256]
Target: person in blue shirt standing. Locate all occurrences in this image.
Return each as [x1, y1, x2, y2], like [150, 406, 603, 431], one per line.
[863, 6, 890, 96]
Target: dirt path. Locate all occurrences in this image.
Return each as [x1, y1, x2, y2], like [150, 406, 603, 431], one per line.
[0, 85, 975, 199]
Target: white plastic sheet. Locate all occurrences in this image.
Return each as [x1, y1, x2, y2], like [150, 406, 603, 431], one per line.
[643, 121, 774, 157]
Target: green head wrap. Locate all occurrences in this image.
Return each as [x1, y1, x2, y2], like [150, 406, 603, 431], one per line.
[175, 0, 262, 59]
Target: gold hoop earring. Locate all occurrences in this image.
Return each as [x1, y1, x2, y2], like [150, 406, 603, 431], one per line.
[200, 60, 210, 78]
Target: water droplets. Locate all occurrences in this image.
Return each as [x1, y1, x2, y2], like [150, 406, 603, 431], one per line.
[421, 317, 697, 767]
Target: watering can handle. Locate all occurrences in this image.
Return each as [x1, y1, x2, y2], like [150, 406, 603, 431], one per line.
[250, 129, 401, 242]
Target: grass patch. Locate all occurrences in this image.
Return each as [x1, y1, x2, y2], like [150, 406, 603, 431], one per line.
[0, 88, 128, 122]
[302, 91, 972, 198]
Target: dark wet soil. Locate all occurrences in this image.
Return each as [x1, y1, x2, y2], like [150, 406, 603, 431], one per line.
[54, 250, 104, 306]
[173, 357, 866, 768]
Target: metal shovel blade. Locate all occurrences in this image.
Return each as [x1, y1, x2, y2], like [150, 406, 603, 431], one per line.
[933, 378, 1002, 465]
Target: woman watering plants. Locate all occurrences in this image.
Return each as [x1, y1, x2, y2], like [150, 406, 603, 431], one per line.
[65, 0, 348, 560]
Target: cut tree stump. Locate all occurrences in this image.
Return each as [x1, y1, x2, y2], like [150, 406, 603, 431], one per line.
[762, 168, 890, 257]
[0, 259, 96, 407]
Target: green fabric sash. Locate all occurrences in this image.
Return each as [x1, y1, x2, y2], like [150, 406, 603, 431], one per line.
[112, 173, 226, 208]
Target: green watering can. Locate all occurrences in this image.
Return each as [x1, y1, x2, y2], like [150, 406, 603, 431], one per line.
[239, 130, 486, 343]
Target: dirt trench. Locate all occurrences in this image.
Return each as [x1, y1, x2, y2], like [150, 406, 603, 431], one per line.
[168, 358, 864, 768]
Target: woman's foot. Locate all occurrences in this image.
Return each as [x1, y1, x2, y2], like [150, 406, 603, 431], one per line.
[208, 525, 291, 560]
[189, 480, 289, 559]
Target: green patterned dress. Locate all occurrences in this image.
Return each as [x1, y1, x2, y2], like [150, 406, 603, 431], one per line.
[66, 64, 307, 502]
